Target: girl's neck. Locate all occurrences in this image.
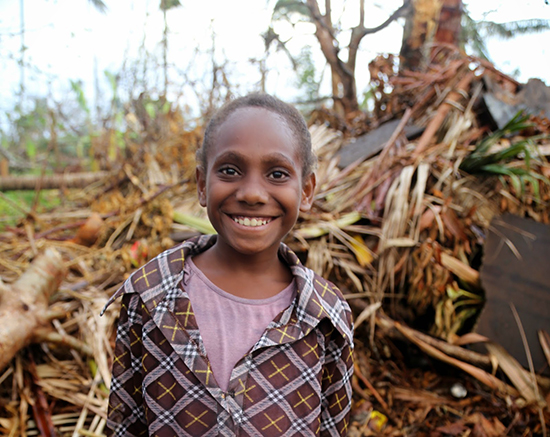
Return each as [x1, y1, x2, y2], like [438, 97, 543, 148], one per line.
[192, 242, 293, 299]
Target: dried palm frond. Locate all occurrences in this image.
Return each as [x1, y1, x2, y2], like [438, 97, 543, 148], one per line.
[3, 52, 550, 436]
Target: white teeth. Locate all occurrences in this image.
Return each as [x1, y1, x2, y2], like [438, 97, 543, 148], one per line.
[233, 217, 269, 227]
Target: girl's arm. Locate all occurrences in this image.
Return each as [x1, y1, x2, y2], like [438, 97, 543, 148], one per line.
[320, 331, 354, 436]
[106, 293, 147, 436]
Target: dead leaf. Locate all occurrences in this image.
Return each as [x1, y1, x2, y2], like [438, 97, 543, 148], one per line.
[435, 421, 467, 435]
[452, 332, 490, 346]
[486, 342, 546, 407]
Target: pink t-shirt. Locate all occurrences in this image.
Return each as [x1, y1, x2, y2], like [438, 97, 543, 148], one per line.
[183, 257, 296, 392]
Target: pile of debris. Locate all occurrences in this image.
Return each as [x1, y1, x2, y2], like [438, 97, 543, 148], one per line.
[0, 51, 549, 436]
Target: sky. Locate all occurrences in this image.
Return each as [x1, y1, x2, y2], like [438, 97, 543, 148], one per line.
[0, 0, 549, 121]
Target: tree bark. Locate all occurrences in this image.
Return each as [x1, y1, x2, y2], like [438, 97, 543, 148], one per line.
[399, 0, 443, 71]
[306, 0, 359, 116]
[400, 0, 463, 71]
[0, 171, 111, 191]
[0, 248, 67, 371]
[434, 0, 462, 46]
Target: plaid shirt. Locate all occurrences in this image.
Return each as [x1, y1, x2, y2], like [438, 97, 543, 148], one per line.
[103, 235, 354, 436]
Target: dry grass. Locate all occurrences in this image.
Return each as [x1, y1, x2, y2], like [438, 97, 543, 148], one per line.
[1, 53, 549, 435]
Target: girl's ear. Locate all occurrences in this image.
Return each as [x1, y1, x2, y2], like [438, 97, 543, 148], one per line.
[196, 166, 207, 207]
[299, 172, 316, 212]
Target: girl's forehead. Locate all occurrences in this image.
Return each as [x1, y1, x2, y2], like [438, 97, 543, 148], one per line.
[214, 107, 296, 147]
[223, 106, 286, 129]
[203, 107, 303, 170]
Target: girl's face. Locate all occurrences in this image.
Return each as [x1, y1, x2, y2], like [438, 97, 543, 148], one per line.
[196, 107, 315, 259]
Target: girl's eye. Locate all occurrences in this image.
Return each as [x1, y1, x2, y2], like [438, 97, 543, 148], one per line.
[220, 167, 238, 176]
[269, 170, 288, 180]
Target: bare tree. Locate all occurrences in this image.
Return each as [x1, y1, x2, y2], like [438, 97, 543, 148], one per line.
[271, 0, 410, 116]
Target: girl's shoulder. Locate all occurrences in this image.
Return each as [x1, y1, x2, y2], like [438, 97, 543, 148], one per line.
[281, 245, 353, 345]
[101, 235, 217, 315]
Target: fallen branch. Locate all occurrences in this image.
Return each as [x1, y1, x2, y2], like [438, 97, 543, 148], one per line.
[375, 313, 492, 368]
[349, 299, 492, 368]
[394, 320, 518, 395]
[0, 248, 67, 371]
[0, 171, 112, 191]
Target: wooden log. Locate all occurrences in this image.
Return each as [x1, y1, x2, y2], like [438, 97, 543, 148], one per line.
[0, 248, 67, 371]
[0, 171, 111, 191]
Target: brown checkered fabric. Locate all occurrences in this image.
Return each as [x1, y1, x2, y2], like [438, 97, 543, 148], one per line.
[103, 235, 354, 436]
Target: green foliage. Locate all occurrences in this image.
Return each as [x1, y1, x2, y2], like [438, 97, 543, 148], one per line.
[145, 102, 157, 119]
[0, 190, 61, 229]
[272, 0, 310, 21]
[70, 80, 90, 115]
[25, 140, 37, 161]
[459, 111, 550, 201]
[104, 71, 118, 96]
[477, 18, 550, 39]
[8, 99, 48, 144]
[360, 87, 376, 112]
[462, 11, 490, 60]
[462, 6, 550, 60]
[159, 0, 182, 11]
[104, 70, 124, 128]
[2, 83, 101, 172]
[460, 112, 529, 169]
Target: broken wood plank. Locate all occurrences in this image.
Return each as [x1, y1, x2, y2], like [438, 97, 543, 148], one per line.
[478, 214, 550, 375]
[335, 118, 423, 168]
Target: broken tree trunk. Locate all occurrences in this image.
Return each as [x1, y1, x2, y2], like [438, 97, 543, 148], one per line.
[0, 248, 67, 371]
[0, 171, 112, 191]
[399, 0, 443, 72]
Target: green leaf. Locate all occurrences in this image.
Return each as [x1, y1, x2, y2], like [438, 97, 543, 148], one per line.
[26, 140, 36, 159]
[446, 284, 460, 300]
[172, 211, 217, 235]
[527, 175, 541, 202]
[160, 0, 182, 11]
[70, 80, 90, 114]
[478, 164, 512, 175]
[510, 174, 522, 195]
[104, 70, 118, 94]
[478, 19, 550, 40]
[273, 0, 310, 20]
[145, 102, 157, 119]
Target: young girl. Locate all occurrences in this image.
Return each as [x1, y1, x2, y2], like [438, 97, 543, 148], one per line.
[103, 93, 354, 436]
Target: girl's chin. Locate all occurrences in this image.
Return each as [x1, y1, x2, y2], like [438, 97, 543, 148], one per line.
[216, 237, 280, 257]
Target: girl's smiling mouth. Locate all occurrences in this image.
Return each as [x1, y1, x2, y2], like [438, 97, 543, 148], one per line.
[230, 215, 273, 227]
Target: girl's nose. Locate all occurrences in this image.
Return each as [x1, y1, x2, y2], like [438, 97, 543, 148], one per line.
[235, 177, 268, 205]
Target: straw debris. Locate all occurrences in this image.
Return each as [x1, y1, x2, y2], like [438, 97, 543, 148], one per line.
[1, 52, 549, 435]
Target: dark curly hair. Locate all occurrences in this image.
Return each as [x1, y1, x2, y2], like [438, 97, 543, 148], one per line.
[197, 93, 316, 176]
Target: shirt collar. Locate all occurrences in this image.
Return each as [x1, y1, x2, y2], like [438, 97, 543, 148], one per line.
[101, 234, 353, 344]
